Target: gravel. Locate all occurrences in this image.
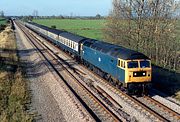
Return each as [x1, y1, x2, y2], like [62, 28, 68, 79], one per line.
[151, 89, 180, 114]
[15, 23, 94, 122]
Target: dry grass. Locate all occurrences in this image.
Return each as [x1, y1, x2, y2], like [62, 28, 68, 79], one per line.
[0, 26, 33, 121]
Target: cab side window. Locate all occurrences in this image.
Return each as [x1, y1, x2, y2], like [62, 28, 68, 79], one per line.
[123, 62, 126, 68]
[118, 59, 126, 68]
[121, 61, 123, 67]
[118, 60, 120, 66]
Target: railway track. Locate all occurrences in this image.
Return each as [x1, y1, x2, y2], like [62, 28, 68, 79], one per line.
[84, 68, 180, 121]
[15, 21, 121, 122]
[136, 96, 180, 122]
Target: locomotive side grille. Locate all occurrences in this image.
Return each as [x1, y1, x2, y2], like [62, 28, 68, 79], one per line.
[133, 71, 146, 77]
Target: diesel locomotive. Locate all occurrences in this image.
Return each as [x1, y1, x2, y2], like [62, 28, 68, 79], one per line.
[25, 22, 152, 95]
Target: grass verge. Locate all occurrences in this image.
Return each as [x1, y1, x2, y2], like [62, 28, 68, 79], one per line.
[0, 26, 33, 121]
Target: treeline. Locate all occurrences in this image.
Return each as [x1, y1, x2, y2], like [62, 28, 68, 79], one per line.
[104, 0, 180, 71]
[21, 14, 105, 22]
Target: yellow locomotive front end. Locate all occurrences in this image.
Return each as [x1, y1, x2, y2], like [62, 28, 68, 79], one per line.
[125, 60, 152, 94]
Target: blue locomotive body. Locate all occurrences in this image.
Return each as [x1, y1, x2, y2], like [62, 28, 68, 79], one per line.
[81, 39, 125, 82]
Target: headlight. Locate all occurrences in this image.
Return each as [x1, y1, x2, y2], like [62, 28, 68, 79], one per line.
[134, 73, 137, 76]
[143, 73, 146, 76]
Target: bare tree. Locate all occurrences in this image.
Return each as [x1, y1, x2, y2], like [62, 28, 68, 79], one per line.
[104, 0, 180, 71]
[32, 10, 38, 18]
[95, 14, 101, 19]
[0, 11, 4, 17]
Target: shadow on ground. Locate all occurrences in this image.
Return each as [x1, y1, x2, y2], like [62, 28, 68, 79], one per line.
[1, 47, 79, 79]
[0, 48, 46, 78]
[152, 65, 180, 98]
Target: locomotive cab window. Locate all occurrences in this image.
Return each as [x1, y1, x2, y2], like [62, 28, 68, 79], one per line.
[128, 61, 139, 68]
[140, 60, 150, 68]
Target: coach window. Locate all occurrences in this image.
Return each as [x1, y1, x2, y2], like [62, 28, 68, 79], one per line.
[65, 39, 67, 45]
[71, 41, 72, 48]
[64, 39, 66, 45]
[66, 39, 68, 45]
[72, 42, 74, 49]
[73, 43, 75, 49]
[70, 41, 72, 48]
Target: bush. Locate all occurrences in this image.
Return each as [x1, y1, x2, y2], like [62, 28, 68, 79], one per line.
[51, 25, 56, 29]
[0, 24, 6, 31]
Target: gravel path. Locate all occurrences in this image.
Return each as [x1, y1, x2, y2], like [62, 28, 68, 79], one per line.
[15, 23, 94, 122]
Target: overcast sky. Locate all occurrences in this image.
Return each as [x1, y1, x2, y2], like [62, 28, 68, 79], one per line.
[0, 0, 112, 16]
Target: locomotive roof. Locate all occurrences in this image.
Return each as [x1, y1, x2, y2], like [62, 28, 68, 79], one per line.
[27, 22, 64, 34]
[83, 39, 149, 60]
[59, 32, 87, 43]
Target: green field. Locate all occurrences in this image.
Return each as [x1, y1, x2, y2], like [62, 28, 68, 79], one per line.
[33, 19, 106, 40]
[33, 19, 180, 42]
[0, 18, 7, 25]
